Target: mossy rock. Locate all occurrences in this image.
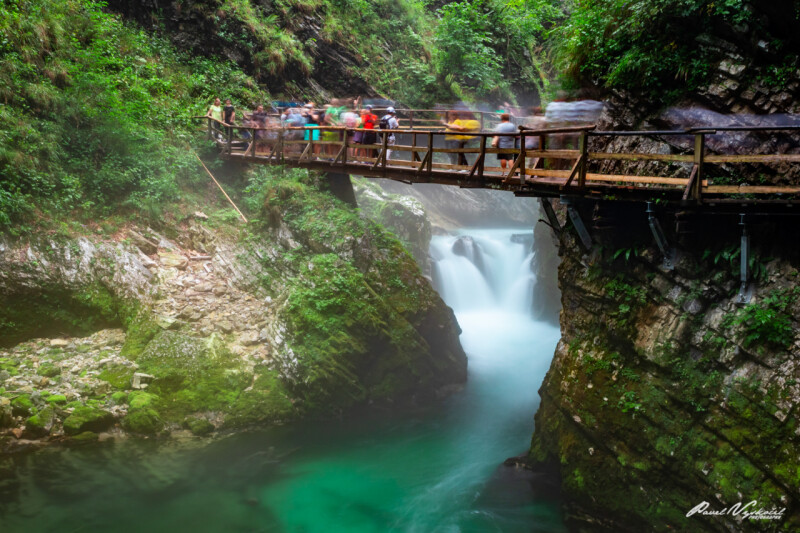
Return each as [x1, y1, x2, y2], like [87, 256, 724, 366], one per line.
[0, 403, 13, 428]
[183, 416, 215, 436]
[24, 406, 56, 437]
[128, 391, 158, 410]
[110, 391, 128, 405]
[99, 364, 135, 389]
[36, 363, 61, 378]
[122, 408, 163, 434]
[71, 431, 99, 442]
[63, 406, 114, 435]
[11, 395, 35, 417]
[45, 394, 68, 405]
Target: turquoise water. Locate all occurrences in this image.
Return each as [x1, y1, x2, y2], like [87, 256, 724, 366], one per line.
[0, 229, 564, 532]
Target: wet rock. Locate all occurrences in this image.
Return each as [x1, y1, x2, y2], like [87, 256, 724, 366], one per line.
[63, 406, 114, 435]
[122, 409, 163, 434]
[217, 321, 234, 334]
[24, 406, 56, 438]
[11, 395, 34, 417]
[183, 416, 215, 436]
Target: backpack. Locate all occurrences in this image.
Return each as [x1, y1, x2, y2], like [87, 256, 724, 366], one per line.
[379, 115, 392, 130]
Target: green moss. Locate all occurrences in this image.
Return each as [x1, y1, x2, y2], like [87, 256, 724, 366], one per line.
[99, 365, 134, 389]
[110, 391, 128, 405]
[11, 395, 34, 417]
[71, 431, 99, 442]
[184, 417, 215, 436]
[128, 391, 157, 410]
[25, 406, 55, 437]
[45, 394, 68, 405]
[122, 409, 163, 434]
[224, 372, 295, 427]
[0, 357, 19, 376]
[36, 363, 61, 378]
[63, 406, 114, 435]
[119, 310, 160, 359]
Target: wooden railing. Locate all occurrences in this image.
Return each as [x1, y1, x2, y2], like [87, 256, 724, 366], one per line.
[199, 116, 800, 205]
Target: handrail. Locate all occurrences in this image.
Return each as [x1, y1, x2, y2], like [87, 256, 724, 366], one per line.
[195, 115, 800, 206]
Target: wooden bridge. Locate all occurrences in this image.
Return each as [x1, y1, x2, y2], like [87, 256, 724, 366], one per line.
[201, 112, 800, 210]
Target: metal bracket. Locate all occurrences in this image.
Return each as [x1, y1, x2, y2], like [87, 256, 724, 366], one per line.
[561, 196, 592, 251]
[540, 198, 562, 238]
[737, 213, 752, 304]
[646, 202, 675, 270]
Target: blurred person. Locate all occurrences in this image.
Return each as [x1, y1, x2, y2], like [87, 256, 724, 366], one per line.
[379, 107, 400, 160]
[442, 111, 480, 167]
[491, 113, 517, 171]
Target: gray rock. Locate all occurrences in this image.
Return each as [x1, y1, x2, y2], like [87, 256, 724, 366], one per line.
[131, 373, 155, 390]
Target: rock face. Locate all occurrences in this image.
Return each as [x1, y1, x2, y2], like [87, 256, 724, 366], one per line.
[353, 178, 433, 274]
[528, 208, 800, 532]
[0, 173, 467, 450]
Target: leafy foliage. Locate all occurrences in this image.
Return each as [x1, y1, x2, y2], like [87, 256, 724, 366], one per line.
[0, 0, 267, 232]
[550, 0, 772, 100]
[729, 288, 798, 350]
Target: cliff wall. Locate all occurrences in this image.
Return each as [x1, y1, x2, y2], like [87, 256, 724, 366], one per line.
[528, 204, 799, 532]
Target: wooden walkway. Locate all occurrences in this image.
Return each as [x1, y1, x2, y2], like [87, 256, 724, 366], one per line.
[202, 116, 800, 209]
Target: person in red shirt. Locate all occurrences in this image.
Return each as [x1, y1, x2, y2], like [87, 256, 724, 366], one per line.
[356, 105, 378, 159]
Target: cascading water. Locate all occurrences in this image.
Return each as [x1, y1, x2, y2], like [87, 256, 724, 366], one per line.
[0, 228, 564, 533]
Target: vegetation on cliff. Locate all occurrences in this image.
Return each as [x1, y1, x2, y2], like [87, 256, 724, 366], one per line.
[0, 0, 267, 232]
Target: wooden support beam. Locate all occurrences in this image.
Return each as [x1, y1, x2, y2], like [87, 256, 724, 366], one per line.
[298, 141, 312, 161]
[562, 155, 585, 189]
[682, 165, 699, 202]
[503, 152, 524, 183]
[333, 143, 346, 165]
[692, 134, 705, 202]
[578, 131, 589, 188]
[417, 150, 432, 174]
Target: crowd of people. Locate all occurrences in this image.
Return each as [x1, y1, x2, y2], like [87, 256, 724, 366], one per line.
[206, 97, 402, 159]
[206, 97, 543, 166]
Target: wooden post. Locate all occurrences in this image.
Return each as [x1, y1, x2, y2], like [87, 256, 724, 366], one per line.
[278, 129, 284, 163]
[427, 131, 434, 174]
[478, 135, 486, 180]
[382, 130, 389, 171]
[342, 128, 349, 166]
[207, 118, 213, 140]
[519, 133, 526, 185]
[578, 130, 588, 188]
[693, 133, 705, 201]
[410, 110, 415, 129]
[227, 124, 232, 156]
[245, 128, 254, 158]
[480, 112, 485, 132]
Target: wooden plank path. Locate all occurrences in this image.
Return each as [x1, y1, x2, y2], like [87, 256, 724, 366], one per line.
[200, 116, 800, 208]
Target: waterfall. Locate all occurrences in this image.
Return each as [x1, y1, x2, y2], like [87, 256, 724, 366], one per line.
[431, 229, 537, 314]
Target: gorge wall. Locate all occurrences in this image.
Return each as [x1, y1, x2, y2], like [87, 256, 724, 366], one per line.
[527, 202, 800, 532]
